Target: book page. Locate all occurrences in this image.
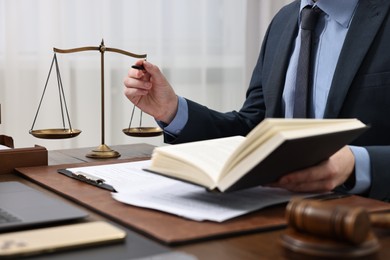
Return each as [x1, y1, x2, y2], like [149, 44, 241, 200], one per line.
[150, 136, 245, 186]
[66, 160, 313, 222]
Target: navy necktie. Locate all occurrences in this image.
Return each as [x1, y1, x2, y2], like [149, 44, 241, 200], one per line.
[293, 6, 320, 118]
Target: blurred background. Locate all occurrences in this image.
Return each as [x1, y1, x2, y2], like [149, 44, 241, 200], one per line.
[0, 0, 292, 150]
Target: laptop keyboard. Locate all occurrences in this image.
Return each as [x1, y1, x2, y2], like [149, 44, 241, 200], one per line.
[0, 208, 21, 224]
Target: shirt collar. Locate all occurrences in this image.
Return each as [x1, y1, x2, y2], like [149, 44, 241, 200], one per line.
[300, 0, 359, 28]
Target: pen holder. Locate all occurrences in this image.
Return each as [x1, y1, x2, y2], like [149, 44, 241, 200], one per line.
[280, 198, 380, 259]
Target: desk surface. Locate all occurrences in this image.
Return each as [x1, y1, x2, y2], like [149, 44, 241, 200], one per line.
[3, 143, 390, 259]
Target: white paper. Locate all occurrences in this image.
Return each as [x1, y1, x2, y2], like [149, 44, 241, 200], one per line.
[67, 160, 312, 222]
[0, 144, 11, 150]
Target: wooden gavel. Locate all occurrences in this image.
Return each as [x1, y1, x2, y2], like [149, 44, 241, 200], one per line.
[286, 197, 390, 244]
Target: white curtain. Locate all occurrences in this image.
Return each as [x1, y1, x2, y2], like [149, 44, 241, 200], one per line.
[0, 0, 292, 150]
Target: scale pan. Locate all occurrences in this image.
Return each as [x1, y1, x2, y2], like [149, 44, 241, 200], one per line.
[123, 127, 163, 137]
[29, 128, 82, 139]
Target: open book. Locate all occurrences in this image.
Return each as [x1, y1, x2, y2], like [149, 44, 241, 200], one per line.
[147, 118, 367, 192]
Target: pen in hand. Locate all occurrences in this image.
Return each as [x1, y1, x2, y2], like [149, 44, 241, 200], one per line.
[132, 65, 145, 70]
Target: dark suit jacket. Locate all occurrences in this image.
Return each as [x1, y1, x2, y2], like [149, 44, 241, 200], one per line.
[166, 0, 390, 201]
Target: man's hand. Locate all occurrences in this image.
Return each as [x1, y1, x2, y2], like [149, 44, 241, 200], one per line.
[269, 146, 355, 193]
[124, 60, 178, 124]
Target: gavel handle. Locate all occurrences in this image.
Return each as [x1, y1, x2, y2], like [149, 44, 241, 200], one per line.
[370, 213, 390, 228]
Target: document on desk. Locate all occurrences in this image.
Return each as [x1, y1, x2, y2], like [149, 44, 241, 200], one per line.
[0, 144, 10, 150]
[66, 160, 313, 222]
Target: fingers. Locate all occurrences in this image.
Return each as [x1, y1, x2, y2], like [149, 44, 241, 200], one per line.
[127, 65, 148, 80]
[124, 74, 151, 90]
[143, 61, 169, 85]
[128, 60, 161, 80]
[123, 76, 151, 106]
[124, 60, 153, 98]
[142, 61, 158, 74]
[131, 59, 145, 71]
[270, 176, 337, 193]
[268, 147, 356, 193]
[270, 162, 339, 193]
[124, 87, 148, 101]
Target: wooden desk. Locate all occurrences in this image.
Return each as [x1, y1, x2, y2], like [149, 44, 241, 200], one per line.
[4, 143, 390, 259]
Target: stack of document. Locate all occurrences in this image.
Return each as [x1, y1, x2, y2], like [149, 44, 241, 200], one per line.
[66, 160, 314, 222]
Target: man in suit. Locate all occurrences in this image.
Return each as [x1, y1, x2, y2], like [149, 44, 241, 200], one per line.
[124, 0, 390, 201]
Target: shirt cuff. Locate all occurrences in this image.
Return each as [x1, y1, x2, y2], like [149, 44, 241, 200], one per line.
[345, 146, 371, 194]
[156, 96, 188, 137]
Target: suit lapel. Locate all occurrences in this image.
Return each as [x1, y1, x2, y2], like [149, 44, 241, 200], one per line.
[265, 11, 299, 117]
[324, 0, 390, 118]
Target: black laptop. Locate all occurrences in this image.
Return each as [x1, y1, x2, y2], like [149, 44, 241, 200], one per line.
[0, 181, 88, 232]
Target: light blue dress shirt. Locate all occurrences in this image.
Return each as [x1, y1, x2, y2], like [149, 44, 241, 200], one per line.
[159, 96, 188, 138]
[159, 0, 370, 194]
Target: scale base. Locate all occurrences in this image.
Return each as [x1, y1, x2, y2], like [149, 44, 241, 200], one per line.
[86, 144, 121, 159]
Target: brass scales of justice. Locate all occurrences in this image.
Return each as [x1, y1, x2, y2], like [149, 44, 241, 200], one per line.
[29, 40, 163, 159]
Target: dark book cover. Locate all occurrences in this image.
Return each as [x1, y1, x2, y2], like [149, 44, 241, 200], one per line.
[224, 127, 368, 192]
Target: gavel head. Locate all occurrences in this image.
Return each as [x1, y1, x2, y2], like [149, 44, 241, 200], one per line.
[286, 197, 371, 244]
